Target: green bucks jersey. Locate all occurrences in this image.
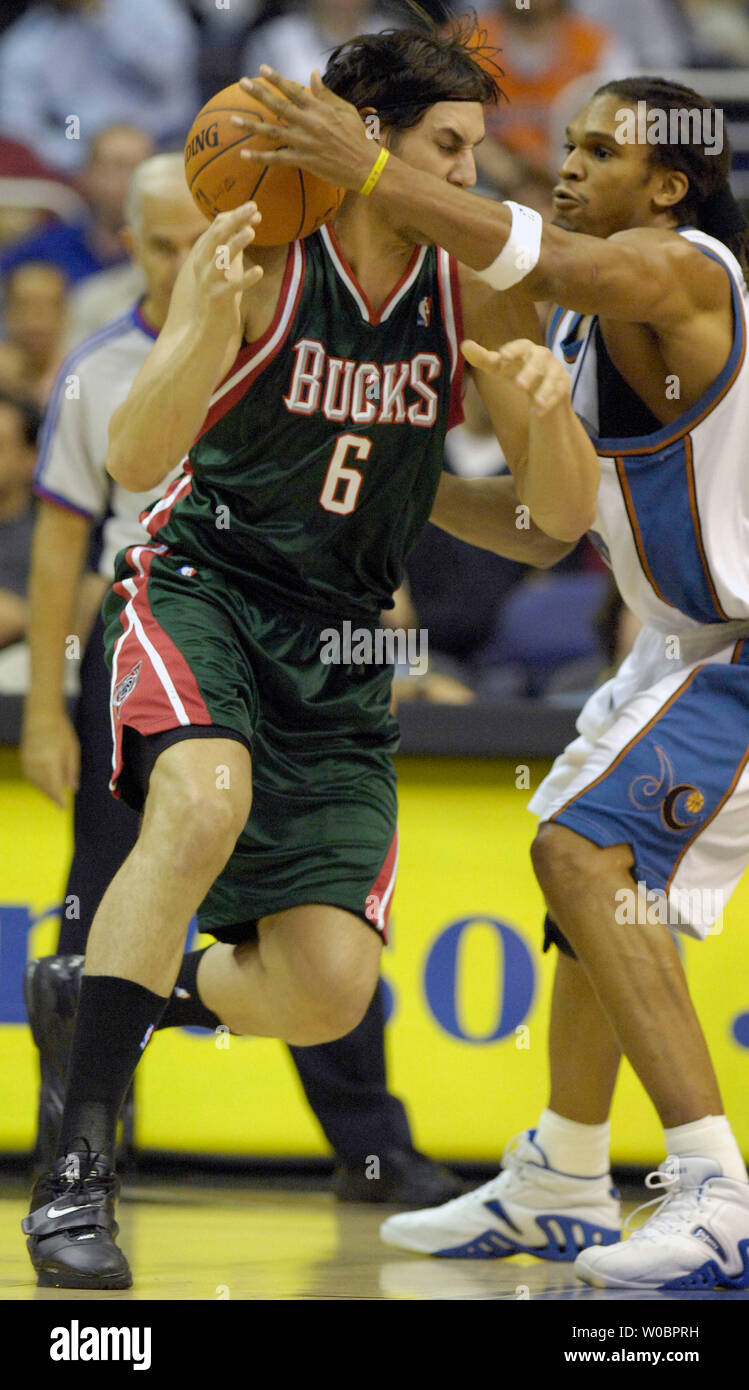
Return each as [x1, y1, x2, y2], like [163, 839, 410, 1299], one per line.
[144, 225, 464, 617]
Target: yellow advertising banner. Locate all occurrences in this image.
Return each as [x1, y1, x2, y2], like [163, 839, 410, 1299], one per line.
[2, 748, 747, 1163]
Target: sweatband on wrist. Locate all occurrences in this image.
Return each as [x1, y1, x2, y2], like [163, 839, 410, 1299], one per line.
[360, 147, 390, 196]
[477, 201, 543, 290]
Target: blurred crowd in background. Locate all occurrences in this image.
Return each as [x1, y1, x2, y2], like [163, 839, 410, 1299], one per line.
[1, 0, 748, 704]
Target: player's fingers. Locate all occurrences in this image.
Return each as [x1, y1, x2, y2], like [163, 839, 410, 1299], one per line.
[257, 66, 311, 107]
[239, 74, 301, 122]
[66, 740, 80, 796]
[533, 369, 570, 416]
[225, 222, 260, 254]
[233, 112, 286, 141]
[308, 68, 350, 109]
[40, 760, 66, 807]
[207, 224, 258, 275]
[495, 339, 537, 372]
[460, 339, 502, 373]
[240, 145, 296, 167]
[203, 203, 260, 250]
[238, 264, 264, 291]
[514, 363, 547, 394]
[210, 261, 264, 297]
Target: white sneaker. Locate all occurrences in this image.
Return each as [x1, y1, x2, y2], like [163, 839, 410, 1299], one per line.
[575, 1155, 749, 1290]
[379, 1130, 621, 1260]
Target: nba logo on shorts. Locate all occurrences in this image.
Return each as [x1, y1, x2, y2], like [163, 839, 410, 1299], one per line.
[113, 660, 142, 719]
[417, 296, 431, 327]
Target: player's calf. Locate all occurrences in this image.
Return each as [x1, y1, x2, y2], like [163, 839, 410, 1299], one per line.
[211, 906, 382, 1044]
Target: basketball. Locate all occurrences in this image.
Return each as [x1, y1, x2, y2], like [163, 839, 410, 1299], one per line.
[183, 80, 345, 245]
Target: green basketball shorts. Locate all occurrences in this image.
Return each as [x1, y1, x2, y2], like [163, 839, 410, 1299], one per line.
[103, 542, 399, 943]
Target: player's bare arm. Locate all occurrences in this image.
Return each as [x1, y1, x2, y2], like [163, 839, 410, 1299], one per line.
[458, 275, 599, 541]
[430, 472, 574, 569]
[240, 70, 733, 402]
[106, 204, 271, 491]
[21, 502, 91, 805]
[457, 273, 543, 472]
[463, 338, 599, 543]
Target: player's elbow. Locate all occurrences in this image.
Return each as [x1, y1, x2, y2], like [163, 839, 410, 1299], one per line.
[530, 505, 597, 548]
[106, 433, 169, 492]
[105, 448, 146, 492]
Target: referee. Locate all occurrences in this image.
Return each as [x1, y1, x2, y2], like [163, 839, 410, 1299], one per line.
[21, 153, 459, 1206]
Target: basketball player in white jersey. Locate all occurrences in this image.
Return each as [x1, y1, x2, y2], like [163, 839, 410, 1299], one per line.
[247, 64, 749, 1289]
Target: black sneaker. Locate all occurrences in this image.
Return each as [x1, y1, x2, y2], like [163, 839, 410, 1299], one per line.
[22, 1145, 132, 1289]
[333, 1149, 465, 1206]
[24, 955, 84, 1172]
[24, 954, 136, 1174]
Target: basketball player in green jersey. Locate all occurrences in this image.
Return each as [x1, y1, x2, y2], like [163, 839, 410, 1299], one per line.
[22, 21, 598, 1288]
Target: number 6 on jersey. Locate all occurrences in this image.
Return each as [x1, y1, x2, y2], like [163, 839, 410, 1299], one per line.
[319, 433, 371, 515]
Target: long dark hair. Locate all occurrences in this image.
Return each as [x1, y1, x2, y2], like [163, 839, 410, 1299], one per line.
[596, 77, 749, 279]
[323, 10, 504, 134]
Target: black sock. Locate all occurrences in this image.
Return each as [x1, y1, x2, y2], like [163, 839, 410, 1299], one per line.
[157, 948, 222, 1032]
[59, 976, 168, 1160]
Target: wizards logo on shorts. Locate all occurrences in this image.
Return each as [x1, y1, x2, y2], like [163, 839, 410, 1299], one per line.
[113, 660, 142, 720]
[628, 743, 705, 831]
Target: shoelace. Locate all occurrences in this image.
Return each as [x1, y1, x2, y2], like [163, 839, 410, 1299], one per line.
[432, 1133, 532, 1212]
[53, 1139, 115, 1201]
[625, 1166, 710, 1242]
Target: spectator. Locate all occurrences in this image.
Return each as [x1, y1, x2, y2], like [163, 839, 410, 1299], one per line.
[242, 0, 394, 87]
[0, 136, 83, 250]
[680, 0, 749, 66]
[186, 0, 274, 103]
[64, 261, 146, 350]
[0, 388, 40, 649]
[0, 125, 154, 289]
[572, 0, 690, 68]
[0, 263, 67, 409]
[0, 0, 199, 173]
[475, 0, 635, 175]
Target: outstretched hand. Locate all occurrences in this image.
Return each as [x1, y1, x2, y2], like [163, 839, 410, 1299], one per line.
[232, 67, 377, 192]
[461, 339, 572, 417]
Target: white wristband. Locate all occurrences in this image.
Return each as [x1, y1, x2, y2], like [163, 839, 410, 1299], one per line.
[477, 201, 543, 290]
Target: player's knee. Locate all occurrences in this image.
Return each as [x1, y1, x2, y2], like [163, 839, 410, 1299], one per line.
[147, 770, 251, 871]
[293, 995, 371, 1045]
[531, 822, 593, 894]
[289, 968, 375, 1045]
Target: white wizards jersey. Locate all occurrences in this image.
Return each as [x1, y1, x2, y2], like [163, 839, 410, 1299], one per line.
[549, 229, 749, 646]
[34, 303, 182, 577]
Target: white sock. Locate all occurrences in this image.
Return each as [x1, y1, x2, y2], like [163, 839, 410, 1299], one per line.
[663, 1114, 748, 1182]
[534, 1108, 610, 1178]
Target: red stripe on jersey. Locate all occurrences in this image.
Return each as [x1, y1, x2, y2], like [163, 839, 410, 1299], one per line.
[143, 468, 193, 539]
[364, 828, 399, 941]
[192, 239, 306, 445]
[109, 544, 212, 794]
[322, 223, 425, 326]
[437, 251, 465, 431]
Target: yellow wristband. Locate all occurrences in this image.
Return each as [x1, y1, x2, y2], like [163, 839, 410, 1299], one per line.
[360, 147, 390, 196]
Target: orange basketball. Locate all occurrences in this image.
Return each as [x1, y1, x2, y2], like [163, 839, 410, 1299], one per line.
[184, 80, 345, 245]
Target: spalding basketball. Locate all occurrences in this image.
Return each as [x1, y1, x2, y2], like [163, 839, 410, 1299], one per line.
[184, 80, 345, 245]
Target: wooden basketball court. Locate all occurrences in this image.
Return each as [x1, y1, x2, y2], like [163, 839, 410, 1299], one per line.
[2, 1179, 748, 1301]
